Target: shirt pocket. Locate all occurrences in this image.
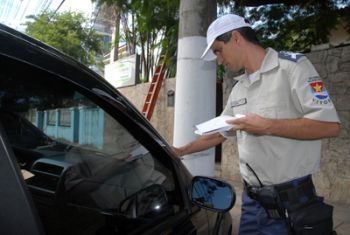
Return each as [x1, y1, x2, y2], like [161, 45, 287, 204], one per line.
[230, 97, 247, 116]
[252, 102, 292, 119]
[232, 105, 247, 116]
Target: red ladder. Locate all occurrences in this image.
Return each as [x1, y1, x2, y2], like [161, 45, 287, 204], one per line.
[141, 55, 167, 120]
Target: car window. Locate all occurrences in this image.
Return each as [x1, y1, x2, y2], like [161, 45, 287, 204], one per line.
[0, 56, 181, 234]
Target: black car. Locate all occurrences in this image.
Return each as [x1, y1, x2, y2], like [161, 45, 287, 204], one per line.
[0, 23, 235, 235]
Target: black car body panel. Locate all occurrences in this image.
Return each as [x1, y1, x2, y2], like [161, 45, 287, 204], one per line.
[0, 23, 234, 235]
[0, 124, 44, 234]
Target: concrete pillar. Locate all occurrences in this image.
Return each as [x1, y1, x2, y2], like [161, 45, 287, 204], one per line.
[174, 0, 216, 176]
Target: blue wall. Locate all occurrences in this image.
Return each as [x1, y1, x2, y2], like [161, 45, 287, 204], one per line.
[39, 107, 104, 149]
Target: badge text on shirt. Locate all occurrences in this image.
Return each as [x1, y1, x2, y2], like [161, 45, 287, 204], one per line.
[231, 98, 247, 107]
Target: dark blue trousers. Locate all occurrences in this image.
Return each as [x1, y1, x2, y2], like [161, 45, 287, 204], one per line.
[239, 190, 289, 235]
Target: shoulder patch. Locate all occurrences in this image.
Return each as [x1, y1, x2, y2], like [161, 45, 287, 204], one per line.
[308, 76, 331, 104]
[278, 51, 304, 62]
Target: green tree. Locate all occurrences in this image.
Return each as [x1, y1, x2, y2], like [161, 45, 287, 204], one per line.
[93, 0, 179, 81]
[24, 11, 103, 66]
[218, 0, 350, 52]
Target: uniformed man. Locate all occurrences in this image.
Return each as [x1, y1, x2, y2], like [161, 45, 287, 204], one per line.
[172, 14, 340, 235]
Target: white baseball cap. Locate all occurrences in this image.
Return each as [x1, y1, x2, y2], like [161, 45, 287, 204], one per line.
[201, 14, 251, 61]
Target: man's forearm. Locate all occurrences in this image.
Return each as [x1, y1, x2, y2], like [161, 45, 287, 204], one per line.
[176, 133, 226, 157]
[266, 118, 340, 140]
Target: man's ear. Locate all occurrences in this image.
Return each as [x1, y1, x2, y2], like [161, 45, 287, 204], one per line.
[231, 31, 242, 44]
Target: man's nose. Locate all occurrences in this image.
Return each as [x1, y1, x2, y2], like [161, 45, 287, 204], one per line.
[216, 55, 223, 65]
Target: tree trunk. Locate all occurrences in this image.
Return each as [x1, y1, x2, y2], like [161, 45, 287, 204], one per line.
[109, 5, 120, 63]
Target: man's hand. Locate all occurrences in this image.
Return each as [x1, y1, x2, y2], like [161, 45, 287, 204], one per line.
[226, 113, 272, 135]
[171, 133, 226, 159]
[171, 146, 184, 159]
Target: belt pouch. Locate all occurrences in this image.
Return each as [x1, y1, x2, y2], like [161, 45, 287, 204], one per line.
[289, 201, 333, 235]
[256, 186, 285, 219]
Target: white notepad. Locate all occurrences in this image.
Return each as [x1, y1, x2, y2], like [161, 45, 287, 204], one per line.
[194, 114, 245, 135]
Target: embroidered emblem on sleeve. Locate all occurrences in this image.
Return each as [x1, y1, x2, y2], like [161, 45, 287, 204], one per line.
[279, 51, 304, 62]
[308, 77, 331, 105]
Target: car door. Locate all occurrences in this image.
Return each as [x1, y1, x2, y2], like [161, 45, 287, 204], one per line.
[0, 123, 44, 234]
[0, 53, 212, 235]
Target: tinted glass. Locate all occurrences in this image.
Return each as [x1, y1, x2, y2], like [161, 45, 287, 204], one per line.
[0, 56, 181, 234]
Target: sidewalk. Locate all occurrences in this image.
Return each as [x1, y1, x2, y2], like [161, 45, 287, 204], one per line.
[227, 182, 350, 235]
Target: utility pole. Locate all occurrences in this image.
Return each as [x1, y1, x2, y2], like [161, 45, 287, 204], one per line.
[174, 0, 217, 176]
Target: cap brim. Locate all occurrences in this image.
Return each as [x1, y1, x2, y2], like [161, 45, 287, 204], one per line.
[201, 50, 217, 61]
[201, 39, 217, 61]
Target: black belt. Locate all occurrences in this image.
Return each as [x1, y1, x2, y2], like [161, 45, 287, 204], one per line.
[244, 175, 317, 210]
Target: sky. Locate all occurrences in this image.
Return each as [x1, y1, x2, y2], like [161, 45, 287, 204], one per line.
[0, 0, 95, 31]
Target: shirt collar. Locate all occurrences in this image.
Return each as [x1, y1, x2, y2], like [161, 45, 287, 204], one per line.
[260, 47, 279, 74]
[234, 48, 279, 84]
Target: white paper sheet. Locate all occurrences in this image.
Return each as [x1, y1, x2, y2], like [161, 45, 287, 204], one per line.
[194, 114, 245, 135]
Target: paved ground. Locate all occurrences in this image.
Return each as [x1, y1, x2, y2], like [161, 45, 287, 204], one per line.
[227, 182, 350, 235]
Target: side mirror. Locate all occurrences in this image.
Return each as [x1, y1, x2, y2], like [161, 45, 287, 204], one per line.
[119, 184, 169, 219]
[191, 176, 235, 212]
